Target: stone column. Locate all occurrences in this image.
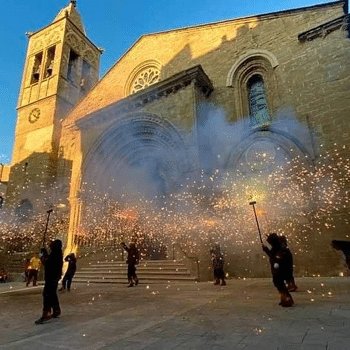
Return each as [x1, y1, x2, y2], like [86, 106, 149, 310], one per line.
[65, 196, 82, 256]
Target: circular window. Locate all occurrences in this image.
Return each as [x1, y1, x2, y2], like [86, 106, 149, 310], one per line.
[130, 66, 160, 94]
[245, 141, 276, 171]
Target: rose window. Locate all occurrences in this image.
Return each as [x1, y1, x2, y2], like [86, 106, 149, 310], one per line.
[245, 141, 276, 171]
[130, 67, 160, 94]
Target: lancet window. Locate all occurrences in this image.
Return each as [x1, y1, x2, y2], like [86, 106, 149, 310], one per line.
[44, 46, 56, 78]
[226, 50, 279, 124]
[31, 52, 43, 84]
[67, 49, 80, 84]
[81, 60, 92, 91]
[248, 75, 271, 126]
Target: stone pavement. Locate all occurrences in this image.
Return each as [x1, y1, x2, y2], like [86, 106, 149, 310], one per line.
[0, 277, 349, 350]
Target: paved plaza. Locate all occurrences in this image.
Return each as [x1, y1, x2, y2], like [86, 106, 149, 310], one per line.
[0, 277, 349, 350]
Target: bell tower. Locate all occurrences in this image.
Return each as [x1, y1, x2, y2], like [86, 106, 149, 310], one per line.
[6, 1, 101, 209]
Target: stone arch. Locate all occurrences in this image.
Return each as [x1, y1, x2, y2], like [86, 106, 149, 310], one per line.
[124, 60, 162, 96]
[226, 49, 279, 87]
[81, 112, 191, 201]
[226, 50, 280, 121]
[225, 127, 314, 173]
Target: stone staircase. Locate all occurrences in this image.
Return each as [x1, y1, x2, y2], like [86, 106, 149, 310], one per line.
[0, 252, 29, 282]
[74, 259, 197, 284]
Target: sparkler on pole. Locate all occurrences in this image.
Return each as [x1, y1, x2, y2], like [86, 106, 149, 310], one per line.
[42, 209, 53, 247]
[249, 201, 264, 246]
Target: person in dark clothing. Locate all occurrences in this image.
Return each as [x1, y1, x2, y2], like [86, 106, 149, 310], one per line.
[0, 268, 8, 283]
[35, 239, 63, 324]
[59, 253, 77, 292]
[210, 243, 226, 286]
[279, 235, 298, 292]
[23, 259, 30, 283]
[263, 233, 294, 307]
[121, 242, 139, 287]
[332, 240, 350, 270]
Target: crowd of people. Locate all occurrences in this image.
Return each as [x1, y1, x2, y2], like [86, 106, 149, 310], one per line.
[210, 234, 299, 307]
[34, 239, 140, 324]
[1, 231, 346, 324]
[209, 234, 350, 309]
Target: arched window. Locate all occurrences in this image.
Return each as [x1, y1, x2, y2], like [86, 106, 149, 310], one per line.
[248, 75, 270, 126]
[226, 50, 279, 123]
[125, 60, 161, 96]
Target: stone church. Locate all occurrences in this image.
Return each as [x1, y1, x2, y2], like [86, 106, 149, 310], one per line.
[1, 0, 349, 278]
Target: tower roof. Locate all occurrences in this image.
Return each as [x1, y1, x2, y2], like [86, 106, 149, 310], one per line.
[53, 1, 85, 34]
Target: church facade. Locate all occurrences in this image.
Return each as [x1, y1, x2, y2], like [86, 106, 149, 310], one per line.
[2, 1, 350, 277]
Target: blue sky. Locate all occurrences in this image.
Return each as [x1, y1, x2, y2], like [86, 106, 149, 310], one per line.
[0, 0, 333, 164]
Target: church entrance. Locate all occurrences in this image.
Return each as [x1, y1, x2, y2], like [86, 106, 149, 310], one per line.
[75, 112, 190, 259]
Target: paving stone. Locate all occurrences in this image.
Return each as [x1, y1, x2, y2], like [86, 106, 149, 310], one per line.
[279, 345, 306, 350]
[0, 278, 350, 349]
[327, 339, 350, 350]
[300, 344, 326, 350]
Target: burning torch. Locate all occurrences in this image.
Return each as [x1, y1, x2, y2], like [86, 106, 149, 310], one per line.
[42, 208, 53, 247]
[249, 201, 263, 246]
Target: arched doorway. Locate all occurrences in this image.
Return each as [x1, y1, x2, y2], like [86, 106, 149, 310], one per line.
[76, 112, 191, 256]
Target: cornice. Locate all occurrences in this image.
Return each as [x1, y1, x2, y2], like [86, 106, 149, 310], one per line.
[76, 65, 214, 130]
[142, 1, 346, 39]
[298, 14, 350, 42]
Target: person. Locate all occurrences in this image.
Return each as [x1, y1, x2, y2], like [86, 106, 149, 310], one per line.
[263, 233, 294, 307]
[23, 258, 31, 283]
[279, 235, 298, 292]
[59, 253, 77, 292]
[26, 253, 41, 287]
[332, 240, 350, 270]
[121, 241, 139, 287]
[0, 268, 8, 283]
[210, 243, 226, 286]
[35, 239, 63, 325]
[332, 240, 350, 268]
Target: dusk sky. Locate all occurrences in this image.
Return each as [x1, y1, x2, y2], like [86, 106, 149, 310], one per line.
[0, 0, 332, 164]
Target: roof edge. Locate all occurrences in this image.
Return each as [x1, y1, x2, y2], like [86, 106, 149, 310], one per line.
[141, 1, 347, 38]
[99, 1, 346, 82]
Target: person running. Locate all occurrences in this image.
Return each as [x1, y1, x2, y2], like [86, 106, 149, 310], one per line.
[263, 233, 294, 307]
[35, 240, 63, 324]
[121, 242, 139, 287]
[59, 253, 77, 292]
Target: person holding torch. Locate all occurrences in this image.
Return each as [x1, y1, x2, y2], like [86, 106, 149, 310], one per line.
[35, 239, 63, 324]
[249, 201, 294, 307]
[263, 233, 294, 307]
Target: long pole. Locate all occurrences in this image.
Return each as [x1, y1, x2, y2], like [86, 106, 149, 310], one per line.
[249, 201, 263, 245]
[42, 209, 53, 247]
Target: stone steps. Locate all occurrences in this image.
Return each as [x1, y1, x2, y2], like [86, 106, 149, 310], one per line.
[1, 253, 30, 281]
[74, 259, 196, 284]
